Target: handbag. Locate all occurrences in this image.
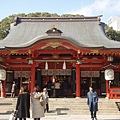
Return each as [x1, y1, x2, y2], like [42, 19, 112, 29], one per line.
[40, 95, 45, 106]
[34, 92, 42, 99]
[9, 111, 17, 120]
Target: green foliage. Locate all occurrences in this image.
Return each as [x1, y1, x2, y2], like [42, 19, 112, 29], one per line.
[0, 13, 27, 39]
[0, 12, 84, 40]
[61, 14, 83, 17]
[105, 24, 120, 41]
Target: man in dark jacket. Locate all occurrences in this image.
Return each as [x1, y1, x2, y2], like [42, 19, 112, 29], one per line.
[87, 86, 98, 120]
[46, 80, 52, 97]
[16, 86, 30, 120]
[62, 79, 69, 97]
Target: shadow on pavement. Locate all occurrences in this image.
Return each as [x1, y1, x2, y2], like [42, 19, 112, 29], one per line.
[115, 102, 120, 111]
[0, 110, 12, 115]
[47, 110, 56, 113]
[56, 108, 69, 115]
[0, 103, 12, 105]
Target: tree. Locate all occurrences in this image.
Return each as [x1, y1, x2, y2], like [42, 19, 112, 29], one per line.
[61, 14, 83, 17]
[105, 24, 120, 41]
[0, 13, 31, 39]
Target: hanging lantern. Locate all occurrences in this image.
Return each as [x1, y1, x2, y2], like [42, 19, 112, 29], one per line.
[0, 69, 6, 80]
[107, 56, 113, 62]
[63, 61, 66, 69]
[45, 61, 48, 70]
[76, 59, 82, 64]
[27, 58, 33, 64]
[105, 69, 114, 80]
[52, 75, 55, 83]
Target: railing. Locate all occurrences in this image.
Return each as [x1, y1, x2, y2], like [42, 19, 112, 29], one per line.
[109, 88, 120, 99]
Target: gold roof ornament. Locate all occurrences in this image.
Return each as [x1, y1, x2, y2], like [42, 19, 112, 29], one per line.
[90, 50, 99, 54]
[77, 49, 80, 54]
[52, 25, 56, 32]
[10, 50, 18, 54]
[47, 42, 61, 48]
[28, 49, 31, 54]
[52, 24, 56, 28]
[46, 25, 62, 35]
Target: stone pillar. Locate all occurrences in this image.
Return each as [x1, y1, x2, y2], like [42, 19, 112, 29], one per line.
[76, 64, 81, 98]
[31, 62, 35, 93]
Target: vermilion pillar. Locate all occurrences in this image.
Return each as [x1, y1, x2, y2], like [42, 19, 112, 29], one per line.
[3, 80, 6, 97]
[0, 80, 6, 97]
[31, 62, 35, 93]
[0, 81, 3, 97]
[76, 64, 81, 98]
[106, 80, 109, 98]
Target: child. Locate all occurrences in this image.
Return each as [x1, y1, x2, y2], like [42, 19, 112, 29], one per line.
[42, 88, 49, 112]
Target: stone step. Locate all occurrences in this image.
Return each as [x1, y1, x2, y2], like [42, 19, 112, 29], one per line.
[0, 98, 119, 115]
[49, 104, 117, 108]
[0, 97, 119, 102]
[44, 110, 120, 116]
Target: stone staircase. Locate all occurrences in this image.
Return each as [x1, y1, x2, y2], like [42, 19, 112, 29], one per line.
[0, 97, 17, 114]
[0, 97, 120, 115]
[48, 98, 120, 115]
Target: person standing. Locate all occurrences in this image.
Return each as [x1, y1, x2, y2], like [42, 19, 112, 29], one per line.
[46, 80, 52, 97]
[11, 81, 16, 97]
[61, 79, 69, 97]
[15, 86, 30, 120]
[42, 88, 49, 113]
[31, 86, 44, 120]
[87, 86, 98, 120]
[54, 80, 61, 98]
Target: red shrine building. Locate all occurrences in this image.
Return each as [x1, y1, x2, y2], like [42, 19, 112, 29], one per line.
[0, 16, 120, 98]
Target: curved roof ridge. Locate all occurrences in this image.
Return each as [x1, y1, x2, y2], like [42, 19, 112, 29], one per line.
[0, 16, 120, 49]
[15, 15, 102, 21]
[5, 34, 88, 48]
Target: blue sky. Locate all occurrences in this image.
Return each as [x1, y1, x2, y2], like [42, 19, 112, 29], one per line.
[0, 0, 120, 23]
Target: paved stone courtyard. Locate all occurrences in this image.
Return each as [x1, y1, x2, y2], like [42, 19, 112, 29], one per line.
[0, 114, 120, 120]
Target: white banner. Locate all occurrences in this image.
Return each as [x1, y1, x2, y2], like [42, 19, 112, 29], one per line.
[41, 69, 71, 75]
[81, 71, 100, 77]
[14, 71, 31, 78]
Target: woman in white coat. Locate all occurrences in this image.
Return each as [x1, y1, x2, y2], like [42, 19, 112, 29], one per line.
[42, 88, 49, 112]
[31, 86, 44, 120]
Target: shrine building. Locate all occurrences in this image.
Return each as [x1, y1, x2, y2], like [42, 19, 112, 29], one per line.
[0, 15, 120, 98]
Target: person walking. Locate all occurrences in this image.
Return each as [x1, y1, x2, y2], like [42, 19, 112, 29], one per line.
[15, 86, 30, 120]
[42, 88, 49, 113]
[31, 86, 44, 120]
[87, 86, 98, 120]
[11, 81, 16, 97]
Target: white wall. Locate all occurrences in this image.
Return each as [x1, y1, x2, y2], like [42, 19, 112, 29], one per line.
[108, 16, 120, 31]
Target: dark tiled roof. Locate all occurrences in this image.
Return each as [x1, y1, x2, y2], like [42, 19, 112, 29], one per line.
[0, 16, 120, 49]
